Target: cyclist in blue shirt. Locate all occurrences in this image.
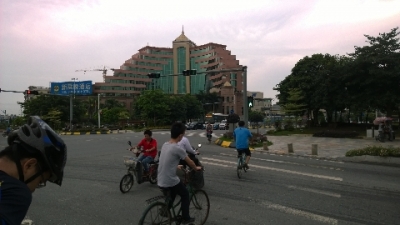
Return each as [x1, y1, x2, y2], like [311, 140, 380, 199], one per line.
[233, 120, 252, 169]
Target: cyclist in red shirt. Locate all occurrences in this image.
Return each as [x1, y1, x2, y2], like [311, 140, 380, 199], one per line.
[135, 130, 157, 176]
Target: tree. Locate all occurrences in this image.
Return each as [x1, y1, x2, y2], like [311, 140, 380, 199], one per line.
[18, 95, 76, 124]
[226, 113, 240, 132]
[274, 53, 347, 125]
[282, 88, 307, 116]
[346, 27, 400, 117]
[104, 98, 124, 109]
[167, 96, 187, 124]
[249, 110, 264, 133]
[195, 91, 220, 113]
[11, 116, 26, 127]
[101, 107, 129, 125]
[42, 109, 63, 130]
[182, 94, 204, 122]
[134, 90, 170, 126]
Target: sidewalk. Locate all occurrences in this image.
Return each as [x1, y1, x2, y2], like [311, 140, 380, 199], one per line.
[218, 135, 400, 166]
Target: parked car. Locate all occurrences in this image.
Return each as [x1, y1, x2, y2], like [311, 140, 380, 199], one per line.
[187, 121, 204, 130]
[213, 122, 220, 130]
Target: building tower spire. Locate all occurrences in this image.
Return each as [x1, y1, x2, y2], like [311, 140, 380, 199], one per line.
[182, 25, 184, 34]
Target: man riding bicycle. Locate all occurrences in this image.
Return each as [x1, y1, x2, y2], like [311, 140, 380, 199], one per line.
[158, 122, 202, 225]
[233, 120, 252, 169]
[206, 122, 213, 141]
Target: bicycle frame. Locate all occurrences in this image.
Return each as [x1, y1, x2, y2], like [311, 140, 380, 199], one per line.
[237, 151, 247, 168]
[164, 184, 197, 224]
[140, 167, 209, 225]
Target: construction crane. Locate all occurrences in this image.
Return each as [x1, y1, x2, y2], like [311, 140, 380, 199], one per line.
[75, 66, 115, 82]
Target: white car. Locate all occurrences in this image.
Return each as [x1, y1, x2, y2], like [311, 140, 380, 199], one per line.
[219, 122, 227, 130]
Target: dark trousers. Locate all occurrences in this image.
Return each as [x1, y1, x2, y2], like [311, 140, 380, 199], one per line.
[169, 182, 190, 221]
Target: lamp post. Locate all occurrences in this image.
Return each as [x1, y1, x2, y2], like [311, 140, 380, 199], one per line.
[70, 78, 78, 130]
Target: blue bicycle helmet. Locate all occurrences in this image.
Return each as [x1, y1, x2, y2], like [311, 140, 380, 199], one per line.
[8, 116, 67, 186]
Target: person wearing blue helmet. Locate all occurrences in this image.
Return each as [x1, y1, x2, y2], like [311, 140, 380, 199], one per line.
[0, 116, 67, 225]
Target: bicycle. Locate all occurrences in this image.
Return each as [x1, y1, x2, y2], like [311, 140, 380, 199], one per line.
[236, 150, 248, 179]
[206, 131, 212, 144]
[138, 167, 210, 225]
[119, 141, 158, 193]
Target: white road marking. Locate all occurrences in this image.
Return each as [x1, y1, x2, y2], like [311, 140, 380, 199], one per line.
[199, 132, 220, 138]
[287, 185, 341, 198]
[260, 201, 338, 225]
[21, 219, 33, 225]
[201, 161, 231, 167]
[219, 153, 344, 171]
[201, 157, 343, 181]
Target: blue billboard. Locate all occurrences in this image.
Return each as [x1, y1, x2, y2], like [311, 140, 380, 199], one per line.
[50, 81, 92, 96]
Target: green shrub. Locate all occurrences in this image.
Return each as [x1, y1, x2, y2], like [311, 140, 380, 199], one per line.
[346, 146, 400, 157]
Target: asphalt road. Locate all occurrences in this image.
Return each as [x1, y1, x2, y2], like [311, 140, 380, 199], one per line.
[1, 130, 399, 225]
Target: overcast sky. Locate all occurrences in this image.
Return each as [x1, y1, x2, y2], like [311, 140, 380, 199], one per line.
[1, 0, 399, 115]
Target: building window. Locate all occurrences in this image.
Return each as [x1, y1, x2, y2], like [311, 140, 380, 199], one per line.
[177, 47, 186, 94]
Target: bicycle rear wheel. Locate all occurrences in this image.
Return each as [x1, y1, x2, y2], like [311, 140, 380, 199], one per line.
[149, 164, 158, 184]
[237, 159, 242, 179]
[189, 190, 210, 225]
[138, 202, 171, 225]
[243, 155, 248, 173]
[119, 174, 133, 193]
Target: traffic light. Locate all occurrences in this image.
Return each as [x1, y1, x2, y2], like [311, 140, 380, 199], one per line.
[147, 73, 161, 78]
[25, 90, 40, 95]
[182, 69, 197, 76]
[247, 96, 254, 108]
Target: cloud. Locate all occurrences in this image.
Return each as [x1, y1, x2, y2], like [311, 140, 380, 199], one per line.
[1, 0, 400, 114]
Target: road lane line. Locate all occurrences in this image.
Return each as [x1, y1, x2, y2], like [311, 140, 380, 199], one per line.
[201, 161, 231, 167]
[260, 201, 338, 225]
[201, 157, 343, 181]
[219, 153, 344, 171]
[287, 185, 341, 198]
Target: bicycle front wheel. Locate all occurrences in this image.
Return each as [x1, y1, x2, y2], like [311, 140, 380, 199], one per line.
[138, 202, 171, 225]
[119, 174, 133, 193]
[189, 190, 210, 225]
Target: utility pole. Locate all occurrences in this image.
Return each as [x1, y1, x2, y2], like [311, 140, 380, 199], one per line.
[98, 94, 101, 128]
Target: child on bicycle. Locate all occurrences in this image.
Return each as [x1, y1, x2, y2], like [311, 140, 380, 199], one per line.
[158, 122, 202, 225]
[233, 120, 252, 169]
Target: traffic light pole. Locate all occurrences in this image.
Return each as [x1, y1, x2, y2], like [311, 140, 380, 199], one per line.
[243, 66, 248, 128]
[149, 66, 249, 125]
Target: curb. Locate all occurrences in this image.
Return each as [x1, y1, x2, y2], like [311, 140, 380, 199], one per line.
[214, 139, 400, 166]
[60, 131, 111, 135]
[214, 138, 255, 150]
[60, 130, 138, 135]
[339, 155, 400, 165]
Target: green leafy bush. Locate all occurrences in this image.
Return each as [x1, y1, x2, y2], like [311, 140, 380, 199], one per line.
[346, 146, 400, 157]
